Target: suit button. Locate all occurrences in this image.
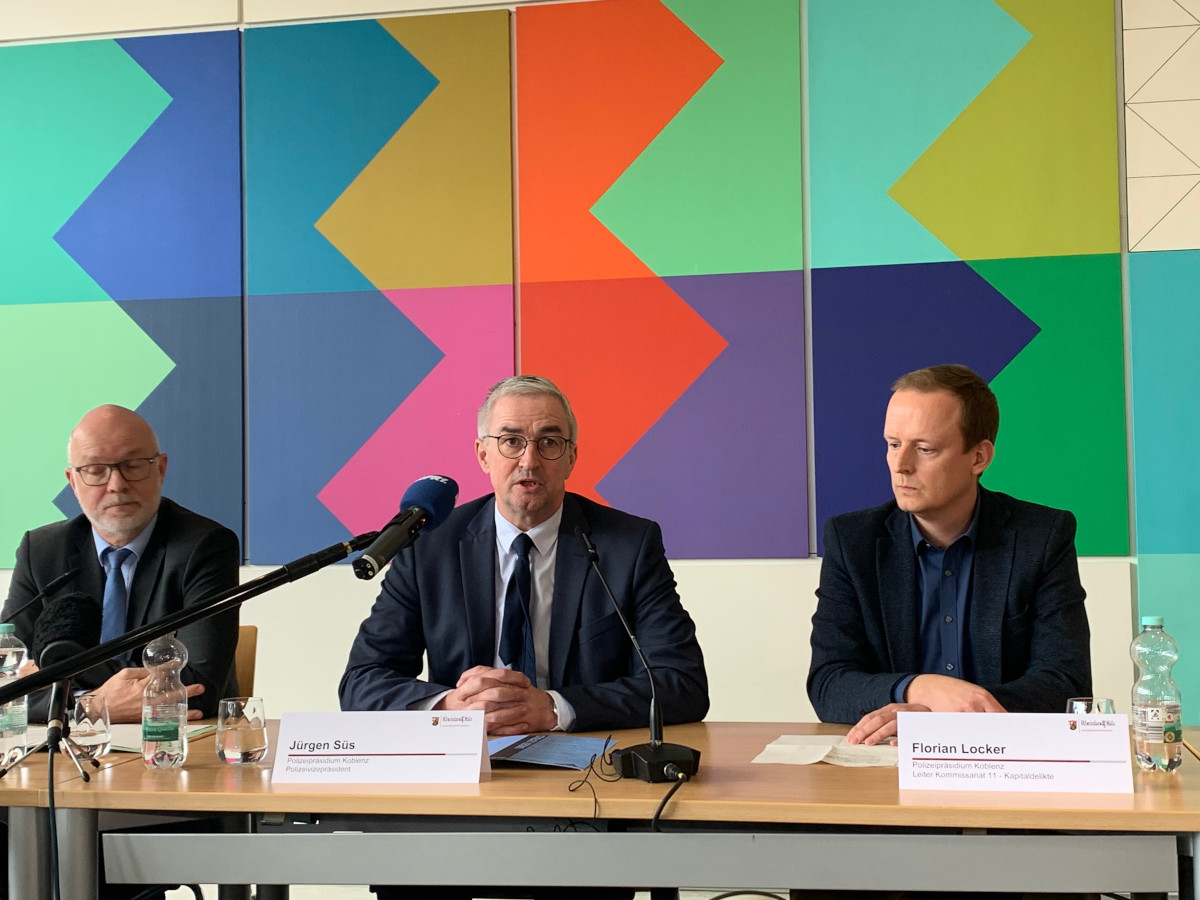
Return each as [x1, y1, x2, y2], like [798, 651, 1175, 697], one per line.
[945, 663, 955, 671]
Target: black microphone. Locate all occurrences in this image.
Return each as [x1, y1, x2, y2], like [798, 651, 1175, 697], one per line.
[2, 566, 80, 624]
[353, 475, 459, 580]
[33, 593, 102, 750]
[574, 526, 700, 783]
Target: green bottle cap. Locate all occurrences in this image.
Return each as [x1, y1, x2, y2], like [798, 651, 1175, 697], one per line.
[0, 624, 14, 635]
[1141, 615, 1164, 627]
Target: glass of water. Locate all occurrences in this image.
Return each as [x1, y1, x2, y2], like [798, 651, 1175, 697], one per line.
[68, 693, 111, 760]
[216, 696, 268, 764]
[1067, 697, 1115, 714]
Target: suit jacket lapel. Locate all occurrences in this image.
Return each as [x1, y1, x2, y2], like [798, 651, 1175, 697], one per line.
[69, 518, 105, 604]
[127, 503, 169, 631]
[549, 495, 588, 688]
[878, 506, 920, 673]
[970, 488, 1013, 683]
[460, 498, 498, 667]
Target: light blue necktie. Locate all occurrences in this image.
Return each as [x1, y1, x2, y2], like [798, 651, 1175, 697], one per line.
[101, 547, 133, 645]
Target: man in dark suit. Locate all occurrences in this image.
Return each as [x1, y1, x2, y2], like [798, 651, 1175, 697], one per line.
[808, 365, 1091, 746]
[340, 375, 707, 900]
[3, 404, 239, 722]
[340, 375, 708, 736]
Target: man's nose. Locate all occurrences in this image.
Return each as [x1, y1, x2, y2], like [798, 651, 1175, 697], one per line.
[891, 447, 914, 473]
[106, 468, 130, 491]
[519, 441, 541, 466]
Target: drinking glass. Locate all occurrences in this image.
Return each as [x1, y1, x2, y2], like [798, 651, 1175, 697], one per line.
[216, 696, 269, 764]
[68, 693, 111, 760]
[1066, 697, 1115, 714]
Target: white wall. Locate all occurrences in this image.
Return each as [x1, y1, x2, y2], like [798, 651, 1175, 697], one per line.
[0, 0, 568, 44]
[0, 556, 1129, 722]
[0, 557, 1135, 720]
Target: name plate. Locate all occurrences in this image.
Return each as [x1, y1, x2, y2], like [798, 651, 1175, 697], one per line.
[272, 711, 489, 784]
[897, 711, 1133, 793]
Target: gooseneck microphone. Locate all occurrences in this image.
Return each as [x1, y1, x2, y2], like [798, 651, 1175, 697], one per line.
[32, 592, 103, 750]
[2, 566, 80, 625]
[574, 526, 700, 783]
[353, 475, 460, 580]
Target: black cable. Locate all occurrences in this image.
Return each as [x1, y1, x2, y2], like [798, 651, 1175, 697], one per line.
[47, 746, 61, 900]
[649, 769, 688, 832]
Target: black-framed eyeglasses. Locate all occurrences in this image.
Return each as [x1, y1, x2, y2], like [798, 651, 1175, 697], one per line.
[71, 455, 160, 486]
[484, 434, 574, 460]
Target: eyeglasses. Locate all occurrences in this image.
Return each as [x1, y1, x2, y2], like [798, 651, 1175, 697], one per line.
[71, 456, 160, 486]
[484, 434, 574, 460]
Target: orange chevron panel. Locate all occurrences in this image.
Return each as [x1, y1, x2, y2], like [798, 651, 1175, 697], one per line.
[515, 0, 722, 283]
[520, 277, 727, 502]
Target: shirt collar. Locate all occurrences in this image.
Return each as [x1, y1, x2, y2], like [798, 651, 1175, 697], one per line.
[92, 512, 158, 563]
[493, 503, 564, 558]
[908, 495, 980, 554]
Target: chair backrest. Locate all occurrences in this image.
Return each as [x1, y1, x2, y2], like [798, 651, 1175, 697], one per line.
[235, 624, 258, 696]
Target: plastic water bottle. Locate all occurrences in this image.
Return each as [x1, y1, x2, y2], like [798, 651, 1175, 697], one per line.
[1131, 616, 1183, 772]
[0, 624, 27, 763]
[142, 635, 189, 769]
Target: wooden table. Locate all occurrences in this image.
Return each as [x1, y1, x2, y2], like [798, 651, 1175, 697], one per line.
[13, 721, 1200, 899]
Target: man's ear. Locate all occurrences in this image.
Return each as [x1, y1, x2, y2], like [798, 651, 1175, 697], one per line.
[972, 440, 995, 477]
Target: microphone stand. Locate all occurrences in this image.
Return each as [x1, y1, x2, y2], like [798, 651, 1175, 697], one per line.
[574, 528, 700, 783]
[0, 531, 378, 900]
[0, 532, 377, 709]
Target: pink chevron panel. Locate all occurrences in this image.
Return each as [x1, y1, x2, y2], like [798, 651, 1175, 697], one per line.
[318, 285, 514, 533]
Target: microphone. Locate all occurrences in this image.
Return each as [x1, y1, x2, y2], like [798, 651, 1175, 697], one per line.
[353, 475, 459, 580]
[574, 526, 700, 783]
[2, 566, 80, 624]
[33, 593, 102, 750]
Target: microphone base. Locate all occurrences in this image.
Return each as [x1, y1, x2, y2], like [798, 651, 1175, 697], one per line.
[611, 741, 701, 783]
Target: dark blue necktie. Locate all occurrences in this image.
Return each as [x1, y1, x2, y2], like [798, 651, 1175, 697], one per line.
[498, 533, 536, 682]
[101, 547, 133, 644]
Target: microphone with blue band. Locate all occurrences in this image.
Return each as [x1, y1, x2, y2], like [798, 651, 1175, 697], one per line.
[352, 475, 460, 580]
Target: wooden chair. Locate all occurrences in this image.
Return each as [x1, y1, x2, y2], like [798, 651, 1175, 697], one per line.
[234, 624, 258, 696]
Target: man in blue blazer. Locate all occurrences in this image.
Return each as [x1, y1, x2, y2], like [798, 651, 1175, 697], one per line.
[808, 365, 1090, 745]
[340, 375, 708, 736]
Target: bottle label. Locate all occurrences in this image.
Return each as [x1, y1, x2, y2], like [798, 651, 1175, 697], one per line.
[1134, 705, 1182, 743]
[143, 721, 181, 742]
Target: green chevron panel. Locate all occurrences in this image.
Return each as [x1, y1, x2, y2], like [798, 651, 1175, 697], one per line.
[592, 0, 802, 276]
[0, 302, 173, 567]
[972, 254, 1128, 555]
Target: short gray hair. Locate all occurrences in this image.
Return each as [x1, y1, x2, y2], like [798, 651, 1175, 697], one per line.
[477, 376, 578, 440]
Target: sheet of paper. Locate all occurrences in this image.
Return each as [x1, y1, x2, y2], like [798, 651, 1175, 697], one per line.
[751, 734, 897, 767]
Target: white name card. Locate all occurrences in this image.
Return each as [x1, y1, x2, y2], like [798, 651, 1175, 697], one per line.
[272, 711, 489, 784]
[897, 711, 1133, 794]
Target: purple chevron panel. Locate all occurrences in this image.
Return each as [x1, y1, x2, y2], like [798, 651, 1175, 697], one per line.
[598, 270, 806, 559]
[812, 261, 1039, 550]
[55, 31, 241, 301]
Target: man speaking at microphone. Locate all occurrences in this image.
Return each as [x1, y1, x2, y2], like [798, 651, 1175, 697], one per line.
[342, 376, 707, 899]
[2, 404, 239, 722]
[340, 375, 708, 739]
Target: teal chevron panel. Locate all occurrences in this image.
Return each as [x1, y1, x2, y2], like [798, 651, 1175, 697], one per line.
[244, 20, 437, 296]
[0, 40, 168, 305]
[807, 0, 1029, 269]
